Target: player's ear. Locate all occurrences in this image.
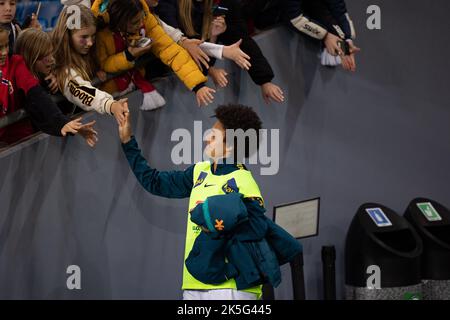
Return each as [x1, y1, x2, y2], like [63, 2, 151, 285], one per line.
[224, 144, 233, 158]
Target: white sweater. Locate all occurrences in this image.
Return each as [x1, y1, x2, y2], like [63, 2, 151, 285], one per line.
[63, 69, 114, 115]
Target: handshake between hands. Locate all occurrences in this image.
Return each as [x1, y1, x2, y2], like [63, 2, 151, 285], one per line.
[118, 108, 132, 145]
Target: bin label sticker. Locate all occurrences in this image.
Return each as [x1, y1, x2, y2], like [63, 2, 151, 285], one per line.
[366, 208, 392, 227]
[404, 292, 422, 300]
[417, 202, 442, 222]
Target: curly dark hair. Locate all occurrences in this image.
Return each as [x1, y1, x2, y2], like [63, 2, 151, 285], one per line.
[214, 104, 263, 160]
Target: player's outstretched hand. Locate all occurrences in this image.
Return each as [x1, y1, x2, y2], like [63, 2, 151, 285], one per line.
[118, 110, 132, 144]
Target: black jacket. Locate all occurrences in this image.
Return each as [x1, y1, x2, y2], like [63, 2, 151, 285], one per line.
[156, 0, 275, 85]
[25, 85, 70, 137]
[285, 0, 355, 40]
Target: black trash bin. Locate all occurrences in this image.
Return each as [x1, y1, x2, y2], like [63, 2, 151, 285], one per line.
[345, 203, 423, 300]
[404, 198, 450, 300]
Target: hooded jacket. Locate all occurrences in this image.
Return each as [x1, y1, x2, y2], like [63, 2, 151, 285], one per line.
[186, 192, 303, 290]
[91, 0, 208, 91]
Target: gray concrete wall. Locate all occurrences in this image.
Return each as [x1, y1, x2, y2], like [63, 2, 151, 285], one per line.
[1, 0, 449, 299]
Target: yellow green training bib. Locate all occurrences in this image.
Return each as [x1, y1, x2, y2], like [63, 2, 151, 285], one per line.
[182, 161, 263, 297]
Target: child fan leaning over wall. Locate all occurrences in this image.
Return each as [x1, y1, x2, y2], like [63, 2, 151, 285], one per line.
[95, 0, 167, 111]
[14, 28, 98, 147]
[52, 5, 129, 127]
[92, 0, 216, 107]
[0, 27, 96, 146]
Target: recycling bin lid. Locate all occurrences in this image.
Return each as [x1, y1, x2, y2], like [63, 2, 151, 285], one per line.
[404, 198, 450, 250]
[355, 203, 423, 258]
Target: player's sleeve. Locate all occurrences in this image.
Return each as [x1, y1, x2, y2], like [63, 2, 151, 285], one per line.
[122, 136, 194, 198]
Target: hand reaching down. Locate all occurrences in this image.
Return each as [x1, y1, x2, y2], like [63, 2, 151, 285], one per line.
[341, 41, 360, 72]
[208, 67, 228, 88]
[78, 120, 98, 147]
[181, 38, 210, 70]
[61, 117, 83, 136]
[261, 82, 285, 104]
[324, 32, 343, 56]
[222, 39, 251, 70]
[196, 86, 216, 107]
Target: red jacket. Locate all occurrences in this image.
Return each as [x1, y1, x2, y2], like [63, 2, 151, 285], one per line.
[0, 55, 37, 145]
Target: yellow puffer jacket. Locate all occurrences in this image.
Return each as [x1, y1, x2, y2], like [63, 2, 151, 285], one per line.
[95, 28, 145, 94]
[91, 0, 207, 91]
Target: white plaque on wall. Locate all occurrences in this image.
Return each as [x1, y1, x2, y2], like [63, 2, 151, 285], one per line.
[273, 198, 320, 239]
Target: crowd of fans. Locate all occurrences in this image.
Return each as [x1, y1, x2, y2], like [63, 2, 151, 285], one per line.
[0, 0, 360, 148]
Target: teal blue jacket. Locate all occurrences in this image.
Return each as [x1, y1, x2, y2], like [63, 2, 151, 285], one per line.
[186, 193, 303, 290]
